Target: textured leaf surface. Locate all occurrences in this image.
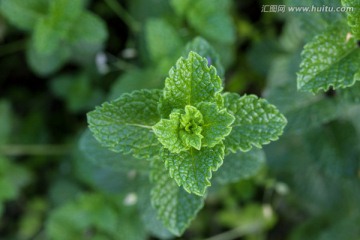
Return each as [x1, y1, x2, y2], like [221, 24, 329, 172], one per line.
[79, 130, 149, 173]
[162, 143, 225, 195]
[223, 93, 287, 152]
[154, 103, 233, 152]
[159, 51, 223, 117]
[342, 0, 360, 39]
[0, 0, 48, 31]
[297, 22, 360, 93]
[213, 149, 265, 184]
[183, 37, 225, 79]
[153, 106, 204, 153]
[153, 110, 188, 153]
[197, 102, 234, 147]
[150, 158, 204, 236]
[87, 89, 162, 159]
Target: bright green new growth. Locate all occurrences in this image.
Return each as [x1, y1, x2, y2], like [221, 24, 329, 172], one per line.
[87, 51, 286, 235]
[153, 103, 234, 153]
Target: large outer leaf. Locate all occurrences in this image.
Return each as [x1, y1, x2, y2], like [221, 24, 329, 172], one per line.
[159, 51, 223, 117]
[223, 93, 287, 152]
[162, 143, 225, 196]
[87, 89, 162, 159]
[150, 158, 204, 236]
[342, 0, 360, 39]
[297, 21, 360, 93]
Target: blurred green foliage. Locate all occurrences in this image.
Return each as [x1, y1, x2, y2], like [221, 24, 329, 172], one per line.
[0, 0, 359, 239]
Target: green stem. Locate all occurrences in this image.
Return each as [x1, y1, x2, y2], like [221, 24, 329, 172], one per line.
[103, 0, 141, 32]
[0, 145, 71, 156]
[0, 39, 27, 57]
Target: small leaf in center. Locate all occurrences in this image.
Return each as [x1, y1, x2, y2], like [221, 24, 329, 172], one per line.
[153, 105, 205, 153]
[179, 105, 204, 150]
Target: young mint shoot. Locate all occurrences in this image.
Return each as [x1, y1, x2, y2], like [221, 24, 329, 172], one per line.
[87, 51, 287, 235]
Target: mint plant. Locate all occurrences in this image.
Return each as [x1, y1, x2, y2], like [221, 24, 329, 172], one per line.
[86, 51, 287, 235]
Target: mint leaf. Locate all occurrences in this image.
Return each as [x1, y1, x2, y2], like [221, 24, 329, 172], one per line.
[342, 0, 360, 39]
[159, 51, 223, 117]
[297, 21, 360, 93]
[162, 143, 225, 195]
[0, 0, 48, 31]
[213, 149, 265, 184]
[183, 37, 225, 79]
[223, 93, 287, 152]
[87, 89, 162, 159]
[153, 103, 233, 152]
[151, 158, 204, 236]
[153, 106, 204, 153]
[197, 102, 234, 147]
[153, 110, 188, 153]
